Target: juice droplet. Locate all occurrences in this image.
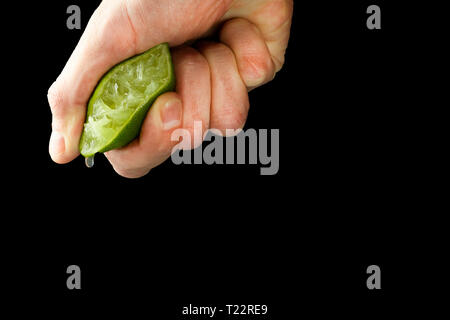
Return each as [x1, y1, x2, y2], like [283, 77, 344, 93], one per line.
[85, 156, 95, 168]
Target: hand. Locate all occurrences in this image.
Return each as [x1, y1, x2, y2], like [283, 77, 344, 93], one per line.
[48, 0, 293, 178]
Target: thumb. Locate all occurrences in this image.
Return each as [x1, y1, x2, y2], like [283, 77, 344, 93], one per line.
[47, 76, 89, 164]
[48, 1, 137, 163]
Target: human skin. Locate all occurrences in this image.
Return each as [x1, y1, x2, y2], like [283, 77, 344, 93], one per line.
[48, 0, 293, 178]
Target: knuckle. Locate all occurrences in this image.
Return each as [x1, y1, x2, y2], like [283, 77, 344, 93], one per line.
[260, 1, 293, 73]
[281, 0, 294, 22]
[47, 82, 66, 117]
[268, 0, 293, 31]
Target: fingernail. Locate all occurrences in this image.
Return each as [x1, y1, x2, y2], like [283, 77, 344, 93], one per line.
[161, 98, 182, 130]
[49, 131, 65, 157]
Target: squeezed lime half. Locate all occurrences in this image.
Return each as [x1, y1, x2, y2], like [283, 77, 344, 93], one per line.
[79, 43, 175, 158]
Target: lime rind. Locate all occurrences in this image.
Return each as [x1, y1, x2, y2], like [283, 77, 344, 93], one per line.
[80, 43, 174, 157]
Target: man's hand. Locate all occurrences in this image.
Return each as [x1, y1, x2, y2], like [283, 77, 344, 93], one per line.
[48, 0, 293, 178]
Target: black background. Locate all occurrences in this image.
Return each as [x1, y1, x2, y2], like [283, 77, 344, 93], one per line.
[3, 0, 446, 317]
